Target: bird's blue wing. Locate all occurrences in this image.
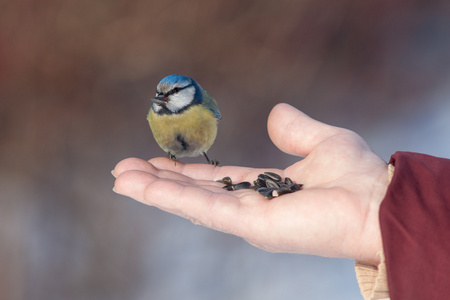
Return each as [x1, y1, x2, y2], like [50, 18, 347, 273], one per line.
[202, 89, 221, 120]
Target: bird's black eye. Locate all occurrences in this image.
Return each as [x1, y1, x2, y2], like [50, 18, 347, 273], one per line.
[172, 87, 180, 94]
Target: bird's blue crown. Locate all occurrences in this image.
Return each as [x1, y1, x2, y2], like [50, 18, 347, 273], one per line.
[159, 74, 192, 86]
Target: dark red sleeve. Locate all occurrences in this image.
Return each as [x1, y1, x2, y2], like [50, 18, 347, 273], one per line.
[379, 152, 450, 300]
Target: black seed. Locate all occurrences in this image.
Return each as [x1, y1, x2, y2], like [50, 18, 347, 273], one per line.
[218, 176, 232, 186]
[284, 177, 293, 185]
[223, 185, 234, 191]
[257, 174, 272, 182]
[290, 183, 303, 191]
[264, 172, 282, 182]
[234, 182, 252, 190]
[264, 193, 275, 200]
[265, 179, 280, 189]
[257, 187, 275, 199]
[273, 186, 293, 197]
[253, 178, 266, 188]
[277, 181, 288, 188]
[257, 187, 272, 194]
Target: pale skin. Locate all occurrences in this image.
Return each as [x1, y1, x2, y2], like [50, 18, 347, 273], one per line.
[113, 103, 389, 266]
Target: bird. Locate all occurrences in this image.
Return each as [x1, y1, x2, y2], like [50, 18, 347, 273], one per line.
[147, 74, 221, 165]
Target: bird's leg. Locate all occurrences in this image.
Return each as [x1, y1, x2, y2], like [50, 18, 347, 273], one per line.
[203, 152, 220, 166]
[168, 152, 177, 166]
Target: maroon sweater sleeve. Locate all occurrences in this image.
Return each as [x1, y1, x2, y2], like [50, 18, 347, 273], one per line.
[379, 152, 450, 299]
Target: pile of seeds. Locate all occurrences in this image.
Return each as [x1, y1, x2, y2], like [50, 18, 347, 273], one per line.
[217, 172, 303, 199]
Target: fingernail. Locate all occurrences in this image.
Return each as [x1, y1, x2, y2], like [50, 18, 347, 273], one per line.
[112, 187, 118, 193]
[111, 170, 117, 178]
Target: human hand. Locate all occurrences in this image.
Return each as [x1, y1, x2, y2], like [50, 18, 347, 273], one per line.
[113, 103, 389, 265]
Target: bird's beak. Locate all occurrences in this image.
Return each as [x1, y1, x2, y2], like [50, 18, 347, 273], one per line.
[151, 96, 168, 105]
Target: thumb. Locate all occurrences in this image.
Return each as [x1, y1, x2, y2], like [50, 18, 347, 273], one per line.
[267, 103, 343, 157]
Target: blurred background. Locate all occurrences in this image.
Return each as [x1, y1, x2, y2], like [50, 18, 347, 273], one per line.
[1, 0, 450, 299]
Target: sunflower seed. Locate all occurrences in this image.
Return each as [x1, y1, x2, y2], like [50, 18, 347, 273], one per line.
[265, 178, 280, 189]
[257, 187, 275, 199]
[222, 185, 235, 191]
[290, 183, 303, 191]
[256, 187, 271, 194]
[284, 177, 293, 185]
[277, 181, 288, 188]
[253, 178, 266, 188]
[216, 176, 232, 186]
[234, 181, 252, 190]
[273, 186, 293, 197]
[257, 174, 272, 182]
[264, 172, 282, 182]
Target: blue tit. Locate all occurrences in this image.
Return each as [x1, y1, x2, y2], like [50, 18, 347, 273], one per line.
[147, 74, 221, 165]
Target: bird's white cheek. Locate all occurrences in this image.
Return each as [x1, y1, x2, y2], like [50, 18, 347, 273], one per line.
[166, 87, 196, 112]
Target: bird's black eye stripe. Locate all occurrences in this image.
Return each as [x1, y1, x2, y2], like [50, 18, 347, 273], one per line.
[165, 84, 193, 96]
[167, 87, 180, 96]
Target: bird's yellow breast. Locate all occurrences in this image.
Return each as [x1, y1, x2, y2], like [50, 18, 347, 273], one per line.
[147, 105, 218, 157]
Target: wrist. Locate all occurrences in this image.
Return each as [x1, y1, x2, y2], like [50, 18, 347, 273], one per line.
[357, 163, 394, 265]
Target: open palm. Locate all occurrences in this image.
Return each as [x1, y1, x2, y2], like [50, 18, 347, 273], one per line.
[113, 103, 388, 265]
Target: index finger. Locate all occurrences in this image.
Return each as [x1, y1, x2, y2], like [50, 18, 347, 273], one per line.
[148, 157, 285, 184]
